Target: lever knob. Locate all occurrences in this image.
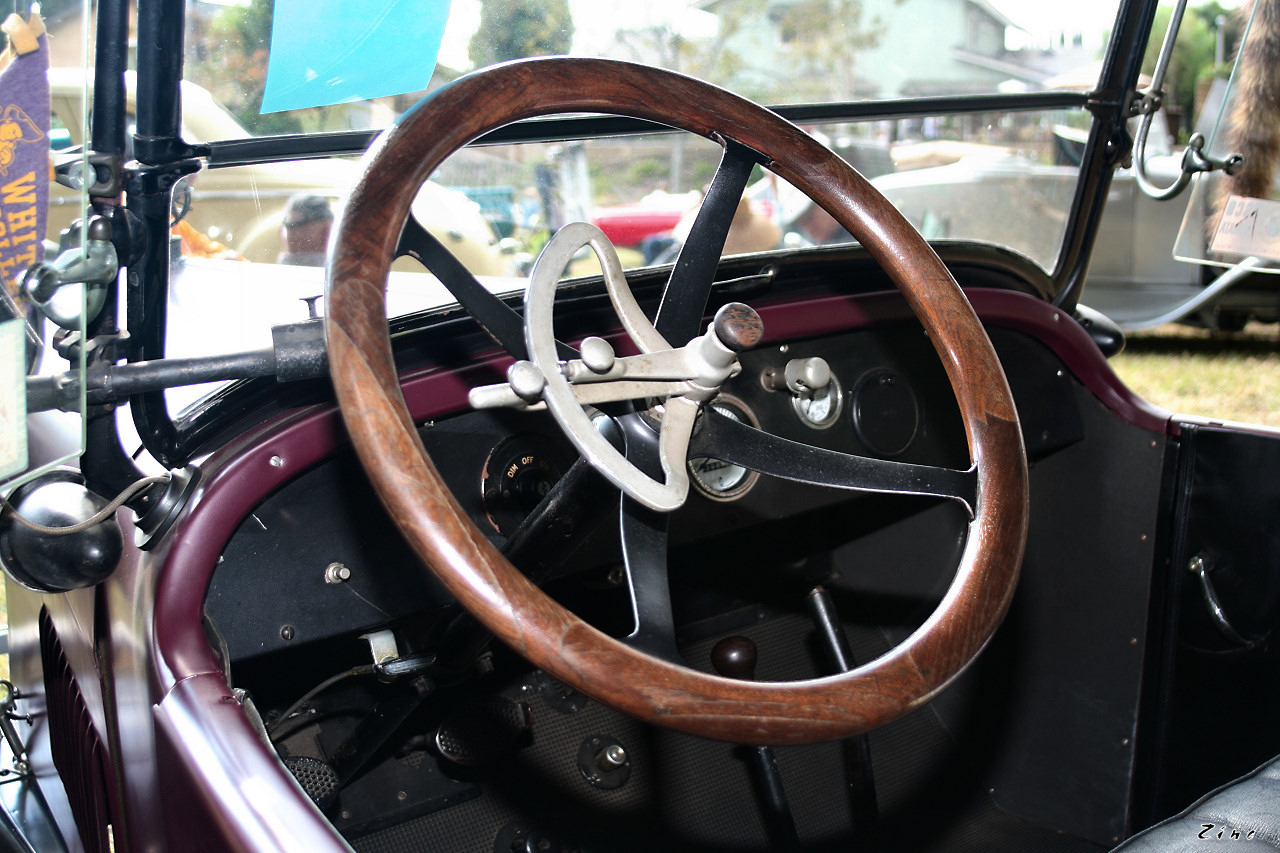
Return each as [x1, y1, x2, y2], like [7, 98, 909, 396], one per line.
[711, 635, 759, 681]
[712, 303, 764, 352]
[764, 356, 832, 395]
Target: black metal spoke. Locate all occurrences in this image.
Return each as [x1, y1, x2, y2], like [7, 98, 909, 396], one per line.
[619, 496, 681, 662]
[397, 216, 579, 362]
[691, 408, 978, 517]
[397, 215, 531, 358]
[653, 140, 762, 345]
[616, 412, 683, 662]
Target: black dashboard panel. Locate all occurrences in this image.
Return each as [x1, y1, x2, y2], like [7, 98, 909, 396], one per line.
[205, 321, 1082, 664]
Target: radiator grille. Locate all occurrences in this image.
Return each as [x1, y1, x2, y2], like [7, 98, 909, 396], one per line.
[39, 607, 115, 853]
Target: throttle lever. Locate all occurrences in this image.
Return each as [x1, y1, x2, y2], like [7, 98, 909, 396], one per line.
[469, 222, 765, 512]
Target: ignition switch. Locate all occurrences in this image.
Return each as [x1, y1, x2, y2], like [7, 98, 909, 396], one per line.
[481, 435, 569, 536]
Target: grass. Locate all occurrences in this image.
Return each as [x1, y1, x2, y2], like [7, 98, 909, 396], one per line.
[1110, 322, 1280, 427]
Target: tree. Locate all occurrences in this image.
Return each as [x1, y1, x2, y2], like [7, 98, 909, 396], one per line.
[186, 0, 304, 135]
[1189, 1, 1246, 67]
[469, 0, 575, 69]
[771, 0, 890, 101]
[675, 0, 900, 104]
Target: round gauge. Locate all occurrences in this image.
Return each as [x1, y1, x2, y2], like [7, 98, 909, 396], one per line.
[792, 373, 843, 429]
[689, 397, 759, 502]
[851, 368, 919, 457]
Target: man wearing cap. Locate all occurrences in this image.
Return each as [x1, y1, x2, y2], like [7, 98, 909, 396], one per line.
[278, 193, 334, 266]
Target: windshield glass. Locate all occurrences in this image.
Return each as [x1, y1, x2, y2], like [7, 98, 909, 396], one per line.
[158, 0, 1124, 415]
[1, 0, 91, 491]
[183, 0, 1121, 135]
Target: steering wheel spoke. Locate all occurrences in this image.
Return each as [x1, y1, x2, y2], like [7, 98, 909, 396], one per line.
[610, 410, 685, 662]
[619, 497, 682, 662]
[654, 141, 762, 344]
[397, 214, 577, 361]
[691, 408, 978, 517]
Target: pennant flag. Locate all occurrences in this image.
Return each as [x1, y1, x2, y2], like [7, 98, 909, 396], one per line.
[260, 0, 452, 114]
[0, 11, 47, 298]
[0, 9, 47, 480]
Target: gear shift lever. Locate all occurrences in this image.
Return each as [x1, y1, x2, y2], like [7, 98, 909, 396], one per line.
[711, 636, 800, 852]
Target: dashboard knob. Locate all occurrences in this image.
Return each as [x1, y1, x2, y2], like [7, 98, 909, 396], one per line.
[711, 635, 759, 681]
[763, 356, 832, 395]
[578, 336, 616, 373]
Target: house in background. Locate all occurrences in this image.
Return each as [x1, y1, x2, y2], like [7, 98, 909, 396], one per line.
[694, 0, 1103, 101]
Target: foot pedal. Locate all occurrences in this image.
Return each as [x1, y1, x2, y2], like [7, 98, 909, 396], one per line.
[283, 755, 339, 809]
[434, 697, 532, 765]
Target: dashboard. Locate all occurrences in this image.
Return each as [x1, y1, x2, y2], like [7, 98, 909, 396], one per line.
[182, 272, 1174, 850]
[205, 318, 1079, 666]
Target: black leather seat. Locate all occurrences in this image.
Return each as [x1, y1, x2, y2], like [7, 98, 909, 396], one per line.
[1112, 756, 1280, 850]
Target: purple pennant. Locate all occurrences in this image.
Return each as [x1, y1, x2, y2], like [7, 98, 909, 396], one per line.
[0, 12, 49, 304]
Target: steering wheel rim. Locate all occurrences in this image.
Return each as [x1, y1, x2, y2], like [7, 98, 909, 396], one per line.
[326, 57, 1029, 745]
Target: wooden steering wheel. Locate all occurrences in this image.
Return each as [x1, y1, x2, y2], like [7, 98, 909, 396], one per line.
[325, 57, 1028, 746]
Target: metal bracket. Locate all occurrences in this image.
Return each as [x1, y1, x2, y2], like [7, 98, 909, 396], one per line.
[1135, 125, 1243, 201]
[1129, 0, 1243, 200]
[53, 151, 124, 198]
[0, 682, 30, 777]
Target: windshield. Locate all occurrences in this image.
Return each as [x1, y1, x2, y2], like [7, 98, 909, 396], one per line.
[13, 0, 1139, 430]
[151, 0, 1129, 412]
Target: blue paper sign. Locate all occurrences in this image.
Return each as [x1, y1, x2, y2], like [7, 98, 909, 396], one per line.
[261, 0, 452, 114]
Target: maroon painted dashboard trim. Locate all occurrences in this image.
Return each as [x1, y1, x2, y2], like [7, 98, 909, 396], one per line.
[751, 288, 1174, 435]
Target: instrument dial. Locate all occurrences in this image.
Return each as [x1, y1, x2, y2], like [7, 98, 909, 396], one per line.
[688, 397, 759, 501]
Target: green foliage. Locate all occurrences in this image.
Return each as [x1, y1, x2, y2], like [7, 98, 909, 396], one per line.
[663, 0, 898, 103]
[469, 0, 575, 69]
[771, 0, 889, 100]
[185, 0, 304, 135]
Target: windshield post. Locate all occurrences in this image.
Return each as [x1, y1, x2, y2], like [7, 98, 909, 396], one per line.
[125, 0, 203, 470]
[91, 0, 129, 173]
[69, 0, 159, 497]
[134, 0, 201, 164]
